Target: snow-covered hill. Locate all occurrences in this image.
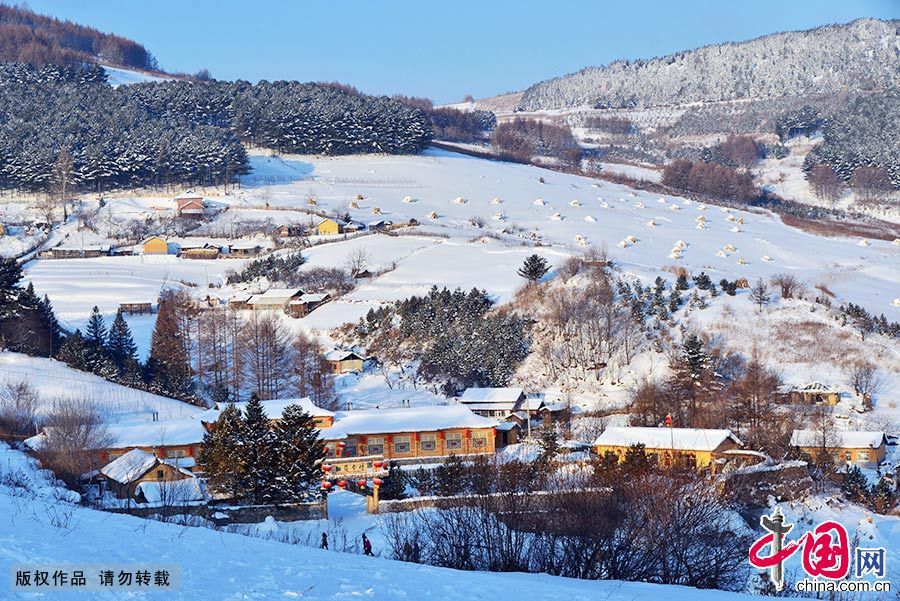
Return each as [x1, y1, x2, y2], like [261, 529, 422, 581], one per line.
[517, 18, 900, 110]
[0, 353, 201, 423]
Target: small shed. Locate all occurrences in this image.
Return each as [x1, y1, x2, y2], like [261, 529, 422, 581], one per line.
[324, 349, 365, 373]
[119, 301, 153, 315]
[247, 288, 305, 311]
[317, 218, 345, 236]
[142, 236, 168, 255]
[288, 293, 331, 318]
[228, 242, 264, 258]
[175, 193, 205, 218]
[275, 224, 306, 238]
[228, 293, 253, 311]
[98, 449, 202, 503]
[783, 382, 841, 406]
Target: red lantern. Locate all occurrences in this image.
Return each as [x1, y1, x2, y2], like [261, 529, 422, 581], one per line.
[372, 478, 383, 486]
[337, 479, 347, 488]
[359, 436, 366, 444]
[357, 479, 367, 488]
[337, 441, 347, 448]
[322, 481, 333, 490]
[373, 460, 384, 468]
[322, 464, 333, 472]
[665, 414, 672, 427]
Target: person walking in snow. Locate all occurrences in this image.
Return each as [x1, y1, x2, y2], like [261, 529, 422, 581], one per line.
[362, 533, 373, 556]
[321, 532, 328, 550]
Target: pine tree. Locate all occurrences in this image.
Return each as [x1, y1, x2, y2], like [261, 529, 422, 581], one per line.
[83, 306, 116, 376]
[271, 404, 325, 503]
[239, 394, 277, 503]
[40, 295, 62, 356]
[107, 309, 138, 372]
[197, 403, 245, 499]
[517, 254, 550, 283]
[842, 465, 870, 502]
[147, 289, 194, 399]
[693, 272, 713, 290]
[538, 427, 561, 464]
[675, 272, 690, 291]
[378, 464, 408, 501]
[749, 278, 771, 311]
[57, 330, 89, 371]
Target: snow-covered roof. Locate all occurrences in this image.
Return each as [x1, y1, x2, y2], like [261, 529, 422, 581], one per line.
[318, 218, 347, 226]
[793, 382, 841, 393]
[175, 191, 204, 200]
[247, 288, 303, 303]
[290, 293, 329, 304]
[459, 387, 525, 405]
[324, 350, 364, 362]
[229, 241, 264, 250]
[791, 429, 886, 449]
[198, 398, 334, 422]
[136, 478, 205, 504]
[594, 427, 742, 452]
[100, 449, 159, 484]
[321, 405, 497, 439]
[105, 418, 207, 450]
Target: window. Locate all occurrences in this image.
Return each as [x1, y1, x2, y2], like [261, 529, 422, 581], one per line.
[366, 437, 384, 456]
[420, 434, 436, 452]
[858, 451, 869, 461]
[471, 435, 488, 449]
[166, 449, 185, 459]
[156, 470, 164, 479]
[446, 433, 462, 450]
[393, 436, 411, 454]
[844, 451, 852, 461]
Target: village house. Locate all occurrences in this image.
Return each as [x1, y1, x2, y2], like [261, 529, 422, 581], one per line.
[594, 427, 743, 471]
[247, 288, 305, 312]
[781, 382, 842, 406]
[175, 192, 206, 218]
[274, 224, 306, 238]
[316, 218, 345, 236]
[458, 387, 537, 418]
[44, 244, 111, 259]
[288, 293, 331, 318]
[141, 236, 169, 255]
[367, 219, 393, 231]
[494, 420, 520, 448]
[96, 448, 204, 504]
[25, 417, 207, 472]
[198, 397, 336, 430]
[118, 301, 154, 315]
[343, 220, 366, 233]
[790, 429, 887, 469]
[228, 241, 264, 258]
[320, 405, 497, 460]
[324, 349, 365, 373]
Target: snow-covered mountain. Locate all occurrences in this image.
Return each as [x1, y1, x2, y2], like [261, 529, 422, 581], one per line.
[518, 18, 900, 110]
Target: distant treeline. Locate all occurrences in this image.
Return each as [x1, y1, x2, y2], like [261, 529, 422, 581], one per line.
[0, 64, 432, 195]
[0, 4, 157, 70]
[393, 94, 496, 143]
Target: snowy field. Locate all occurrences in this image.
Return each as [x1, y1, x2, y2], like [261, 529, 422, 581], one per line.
[0, 442, 768, 601]
[15, 147, 898, 363]
[228, 149, 898, 315]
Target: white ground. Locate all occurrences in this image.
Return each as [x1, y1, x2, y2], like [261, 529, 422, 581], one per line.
[0, 442, 768, 600]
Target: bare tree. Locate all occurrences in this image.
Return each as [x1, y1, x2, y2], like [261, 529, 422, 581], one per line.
[35, 398, 113, 488]
[846, 361, 886, 411]
[241, 312, 293, 400]
[345, 247, 372, 278]
[770, 273, 802, 299]
[0, 380, 39, 438]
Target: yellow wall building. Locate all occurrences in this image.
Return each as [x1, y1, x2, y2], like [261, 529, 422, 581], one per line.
[594, 427, 742, 470]
[317, 218, 343, 236]
[142, 236, 168, 255]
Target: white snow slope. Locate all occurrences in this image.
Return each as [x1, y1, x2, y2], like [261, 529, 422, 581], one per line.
[0, 444, 758, 601]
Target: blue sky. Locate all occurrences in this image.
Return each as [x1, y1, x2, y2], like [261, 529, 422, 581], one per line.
[27, 0, 900, 103]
